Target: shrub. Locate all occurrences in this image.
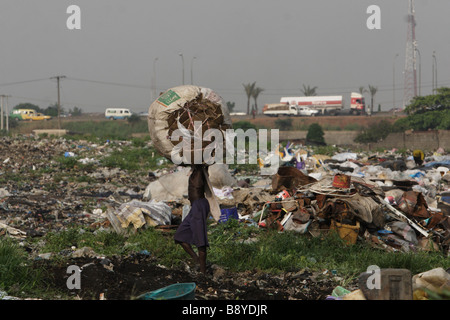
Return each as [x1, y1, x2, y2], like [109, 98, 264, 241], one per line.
[274, 118, 293, 130]
[306, 123, 325, 145]
[354, 120, 393, 143]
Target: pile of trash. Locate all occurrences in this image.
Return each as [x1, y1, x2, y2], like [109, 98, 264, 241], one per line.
[1, 132, 449, 300]
[1, 133, 448, 257]
[259, 167, 448, 254]
[249, 145, 449, 256]
[136, 143, 450, 257]
[0, 135, 171, 238]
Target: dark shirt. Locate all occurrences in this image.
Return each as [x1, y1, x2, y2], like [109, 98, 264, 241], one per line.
[188, 166, 206, 204]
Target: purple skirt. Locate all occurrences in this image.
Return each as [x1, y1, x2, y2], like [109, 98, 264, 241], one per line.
[174, 198, 210, 248]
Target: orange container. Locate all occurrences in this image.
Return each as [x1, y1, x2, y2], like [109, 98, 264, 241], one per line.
[332, 174, 351, 188]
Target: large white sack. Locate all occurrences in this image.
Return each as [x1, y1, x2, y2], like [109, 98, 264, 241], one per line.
[148, 85, 232, 165]
[143, 167, 191, 201]
[143, 164, 237, 201]
[207, 164, 237, 189]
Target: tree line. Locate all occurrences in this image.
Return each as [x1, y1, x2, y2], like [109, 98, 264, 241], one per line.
[355, 87, 450, 143]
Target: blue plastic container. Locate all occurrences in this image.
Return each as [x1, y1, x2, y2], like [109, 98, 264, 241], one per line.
[137, 282, 196, 300]
[219, 207, 239, 223]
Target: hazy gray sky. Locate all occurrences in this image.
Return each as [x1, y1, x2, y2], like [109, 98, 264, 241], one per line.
[0, 0, 448, 113]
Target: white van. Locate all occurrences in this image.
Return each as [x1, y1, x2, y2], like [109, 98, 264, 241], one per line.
[105, 108, 132, 120]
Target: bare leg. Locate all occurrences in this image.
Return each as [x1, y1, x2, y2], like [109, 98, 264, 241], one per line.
[198, 246, 207, 274]
[179, 242, 200, 265]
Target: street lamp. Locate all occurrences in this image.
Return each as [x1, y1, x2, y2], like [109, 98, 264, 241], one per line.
[191, 56, 197, 85]
[179, 53, 185, 85]
[152, 57, 159, 101]
[432, 51, 437, 94]
[393, 53, 398, 109]
[415, 48, 421, 96]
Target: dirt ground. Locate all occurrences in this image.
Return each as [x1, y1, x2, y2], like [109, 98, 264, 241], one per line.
[37, 254, 352, 300]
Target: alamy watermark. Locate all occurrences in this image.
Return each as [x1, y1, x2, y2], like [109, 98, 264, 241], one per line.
[66, 265, 81, 290]
[367, 5, 381, 30]
[66, 5, 81, 30]
[169, 121, 280, 175]
[365, 265, 381, 290]
[66, 5, 381, 31]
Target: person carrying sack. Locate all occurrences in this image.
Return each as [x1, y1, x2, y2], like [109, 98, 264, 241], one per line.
[174, 165, 210, 274]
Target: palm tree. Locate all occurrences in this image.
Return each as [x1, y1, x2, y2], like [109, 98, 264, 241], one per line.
[301, 84, 318, 96]
[226, 101, 235, 113]
[368, 85, 378, 114]
[358, 86, 368, 95]
[251, 87, 264, 114]
[243, 82, 256, 115]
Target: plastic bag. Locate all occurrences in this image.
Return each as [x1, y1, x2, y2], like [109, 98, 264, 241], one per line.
[111, 200, 172, 231]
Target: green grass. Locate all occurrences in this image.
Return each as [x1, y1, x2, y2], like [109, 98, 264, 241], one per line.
[3, 218, 449, 299]
[100, 145, 163, 171]
[311, 145, 340, 156]
[40, 226, 186, 266]
[62, 120, 148, 140]
[36, 219, 450, 280]
[0, 237, 46, 297]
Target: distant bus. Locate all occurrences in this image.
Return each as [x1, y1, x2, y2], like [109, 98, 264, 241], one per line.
[105, 108, 132, 120]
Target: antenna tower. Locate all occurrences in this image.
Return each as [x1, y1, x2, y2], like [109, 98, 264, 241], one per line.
[403, 0, 418, 108]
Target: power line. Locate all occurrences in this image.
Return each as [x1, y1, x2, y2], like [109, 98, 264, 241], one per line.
[10, 95, 111, 110]
[0, 78, 50, 87]
[66, 77, 150, 89]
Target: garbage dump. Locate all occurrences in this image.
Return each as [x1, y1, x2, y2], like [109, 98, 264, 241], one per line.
[134, 140, 450, 261]
[0, 136, 160, 238]
[1, 119, 449, 300]
[246, 145, 450, 256]
[0, 127, 448, 300]
[135, 139, 450, 299]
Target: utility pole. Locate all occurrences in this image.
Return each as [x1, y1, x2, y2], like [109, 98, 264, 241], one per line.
[191, 56, 196, 85]
[0, 95, 11, 132]
[152, 57, 159, 102]
[393, 53, 398, 109]
[0, 95, 3, 131]
[432, 51, 437, 94]
[51, 75, 66, 129]
[5, 95, 9, 132]
[179, 53, 185, 85]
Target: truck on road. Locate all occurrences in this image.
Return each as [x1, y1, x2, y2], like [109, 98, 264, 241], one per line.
[349, 92, 366, 115]
[262, 104, 320, 117]
[262, 104, 318, 117]
[262, 104, 299, 116]
[275, 92, 365, 115]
